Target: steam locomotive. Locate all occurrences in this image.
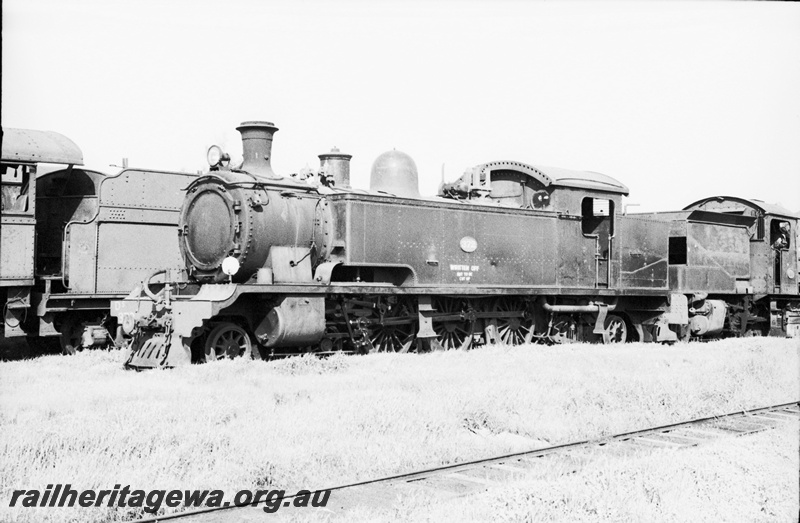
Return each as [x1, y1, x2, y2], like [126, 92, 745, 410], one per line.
[1, 128, 195, 353]
[109, 121, 800, 368]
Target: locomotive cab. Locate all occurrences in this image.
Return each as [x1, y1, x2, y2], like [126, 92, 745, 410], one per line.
[684, 197, 799, 298]
[674, 196, 800, 337]
[1, 126, 202, 353]
[1, 128, 83, 340]
[35, 168, 107, 280]
[438, 161, 642, 291]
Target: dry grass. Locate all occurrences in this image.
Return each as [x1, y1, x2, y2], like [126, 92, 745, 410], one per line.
[1, 338, 798, 522]
[338, 420, 800, 523]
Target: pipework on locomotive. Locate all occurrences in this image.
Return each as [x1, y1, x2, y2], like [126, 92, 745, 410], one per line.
[99, 120, 800, 368]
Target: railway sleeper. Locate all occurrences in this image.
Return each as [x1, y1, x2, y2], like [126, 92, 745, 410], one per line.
[196, 405, 798, 520]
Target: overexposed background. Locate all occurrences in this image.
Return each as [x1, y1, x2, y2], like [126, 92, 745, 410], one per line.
[3, 0, 799, 213]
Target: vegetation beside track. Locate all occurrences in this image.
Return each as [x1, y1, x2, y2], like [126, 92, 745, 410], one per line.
[340, 420, 800, 523]
[1, 338, 798, 522]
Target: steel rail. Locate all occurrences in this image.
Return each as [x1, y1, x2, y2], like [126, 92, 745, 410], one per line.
[134, 400, 799, 522]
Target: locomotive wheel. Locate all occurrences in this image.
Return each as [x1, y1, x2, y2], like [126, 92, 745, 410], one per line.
[369, 298, 416, 353]
[432, 297, 473, 351]
[601, 315, 628, 344]
[204, 323, 253, 361]
[322, 300, 354, 352]
[549, 315, 577, 344]
[493, 297, 533, 345]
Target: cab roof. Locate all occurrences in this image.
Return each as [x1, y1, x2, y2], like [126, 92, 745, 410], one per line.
[1, 128, 84, 165]
[536, 165, 629, 195]
[473, 160, 629, 195]
[684, 196, 799, 220]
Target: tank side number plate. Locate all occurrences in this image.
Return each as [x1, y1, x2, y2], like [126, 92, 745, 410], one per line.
[460, 236, 478, 253]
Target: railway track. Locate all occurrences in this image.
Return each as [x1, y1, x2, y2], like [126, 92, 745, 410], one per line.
[135, 401, 800, 522]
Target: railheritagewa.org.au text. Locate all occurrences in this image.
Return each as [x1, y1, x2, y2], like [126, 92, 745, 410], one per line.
[9, 484, 331, 514]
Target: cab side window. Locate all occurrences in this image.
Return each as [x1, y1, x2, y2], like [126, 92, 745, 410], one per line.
[1, 164, 32, 214]
[771, 220, 790, 250]
[582, 197, 614, 237]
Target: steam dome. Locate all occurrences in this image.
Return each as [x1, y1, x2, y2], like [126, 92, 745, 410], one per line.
[369, 150, 420, 199]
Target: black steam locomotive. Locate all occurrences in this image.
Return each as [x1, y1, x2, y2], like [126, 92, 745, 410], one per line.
[109, 121, 800, 368]
[1, 128, 195, 353]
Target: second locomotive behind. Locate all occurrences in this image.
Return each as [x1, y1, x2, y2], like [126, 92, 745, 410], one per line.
[112, 120, 800, 368]
[1, 128, 196, 353]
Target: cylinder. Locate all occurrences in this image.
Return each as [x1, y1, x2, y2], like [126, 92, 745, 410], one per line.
[236, 121, 280, 179]
[318, 147, 352, 188]
[255, 297, 325, 347]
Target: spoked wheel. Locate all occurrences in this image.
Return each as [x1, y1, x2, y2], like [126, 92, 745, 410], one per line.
[432, 297, 473, 351]
[204, 322, 253, 361]
[369, 297, 417, 353]
[322, 299, 355, 353]
[549, 315, 577, 344]
[601, 314, 628, 344]
[492, 297, 533, 345]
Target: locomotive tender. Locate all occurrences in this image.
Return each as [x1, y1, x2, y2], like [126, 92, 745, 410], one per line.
[1, 127, 196, 352]
[111, 120, 800, 369]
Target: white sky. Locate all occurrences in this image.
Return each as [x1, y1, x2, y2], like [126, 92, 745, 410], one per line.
[3, 0, 800, 213]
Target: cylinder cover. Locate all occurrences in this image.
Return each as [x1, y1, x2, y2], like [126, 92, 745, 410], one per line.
[255, 297, 325, 347]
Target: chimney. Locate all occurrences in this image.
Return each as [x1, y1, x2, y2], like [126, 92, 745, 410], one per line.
[236, 121, 279, 179]
[318, 147, 352, 188]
